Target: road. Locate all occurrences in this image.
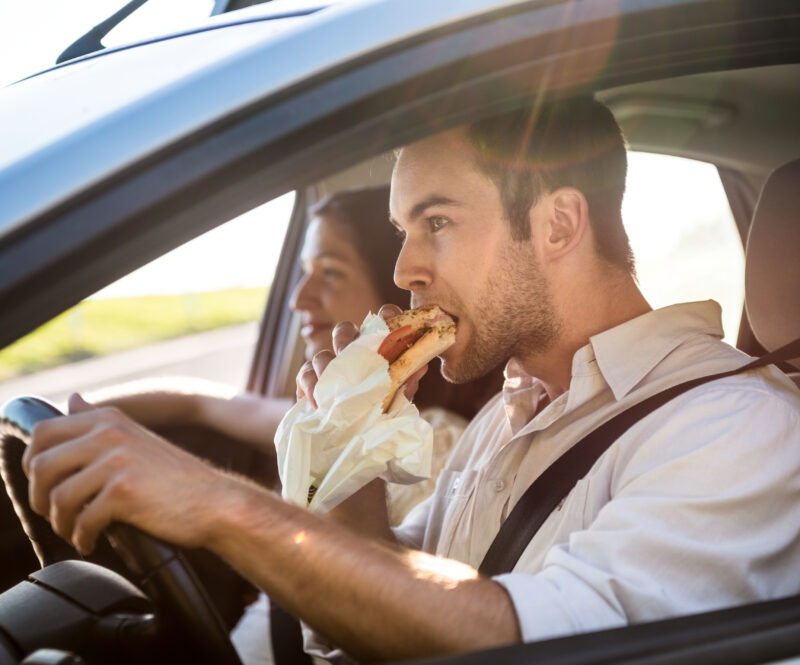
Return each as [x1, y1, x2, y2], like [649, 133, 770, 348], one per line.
[0, 322, 259, 408]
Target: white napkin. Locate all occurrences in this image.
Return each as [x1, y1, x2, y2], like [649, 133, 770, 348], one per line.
[275, 313, 433, 514]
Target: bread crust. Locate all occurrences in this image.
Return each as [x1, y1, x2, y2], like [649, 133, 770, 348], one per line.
[381, 309, 456, 411]
[386, 304, 453, 332]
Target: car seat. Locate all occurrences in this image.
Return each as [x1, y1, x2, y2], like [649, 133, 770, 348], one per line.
[744, 158, 800, 387]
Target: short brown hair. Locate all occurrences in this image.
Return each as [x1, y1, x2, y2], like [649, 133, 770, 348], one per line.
[467, 96, 634, 274]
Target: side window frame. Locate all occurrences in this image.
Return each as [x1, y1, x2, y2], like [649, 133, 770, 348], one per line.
[248, 187, 308, 397]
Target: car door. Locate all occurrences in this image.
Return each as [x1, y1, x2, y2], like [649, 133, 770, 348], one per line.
[2, 1, 800, 663]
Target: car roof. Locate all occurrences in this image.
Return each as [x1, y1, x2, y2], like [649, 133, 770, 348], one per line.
[0, 0, 527, 241]
[1, 0, 798, 354]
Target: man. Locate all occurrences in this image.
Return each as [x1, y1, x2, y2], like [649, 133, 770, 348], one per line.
[24, 96, 800, 663]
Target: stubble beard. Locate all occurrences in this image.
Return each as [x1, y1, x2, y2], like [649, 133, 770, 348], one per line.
[441, 245, 561, 383]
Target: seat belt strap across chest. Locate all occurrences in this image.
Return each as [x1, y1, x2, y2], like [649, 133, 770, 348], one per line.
[478, 336, 800, 577]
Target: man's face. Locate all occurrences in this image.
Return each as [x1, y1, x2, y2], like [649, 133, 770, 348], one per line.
[390, 130, 561, 383]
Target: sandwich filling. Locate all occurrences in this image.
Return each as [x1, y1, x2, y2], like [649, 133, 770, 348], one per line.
[377, 305, 457, 411]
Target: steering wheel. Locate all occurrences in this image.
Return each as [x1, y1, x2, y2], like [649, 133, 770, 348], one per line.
[0, 396, 242, 665]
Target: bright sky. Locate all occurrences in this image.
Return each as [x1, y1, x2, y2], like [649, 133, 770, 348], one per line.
[623, 152, 744, 340]
[94, 193, 296, 298]
[0, 0, 215, 87]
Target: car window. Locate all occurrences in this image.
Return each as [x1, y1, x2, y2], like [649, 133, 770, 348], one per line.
[0, 0, 217, 88]
[623, 152, 744, 343]
[0, 193, 295, 406]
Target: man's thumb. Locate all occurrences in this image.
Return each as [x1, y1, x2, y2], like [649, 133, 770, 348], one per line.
[68, 393, 95, 414]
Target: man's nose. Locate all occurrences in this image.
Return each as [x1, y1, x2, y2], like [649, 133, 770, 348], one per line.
[394, 237, 433, 292]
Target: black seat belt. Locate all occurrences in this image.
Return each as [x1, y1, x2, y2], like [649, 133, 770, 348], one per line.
[271, 601, 313, 665]
[478, 337, 800, 577]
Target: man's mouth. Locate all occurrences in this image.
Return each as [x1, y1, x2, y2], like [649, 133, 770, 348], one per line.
[409, 300, 459, 326]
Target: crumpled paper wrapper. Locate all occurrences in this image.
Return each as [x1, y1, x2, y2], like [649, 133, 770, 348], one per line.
[275, 313, 433, 514]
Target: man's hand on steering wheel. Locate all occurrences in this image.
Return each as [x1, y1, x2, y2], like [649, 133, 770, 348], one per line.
[22, 393, 233, 556]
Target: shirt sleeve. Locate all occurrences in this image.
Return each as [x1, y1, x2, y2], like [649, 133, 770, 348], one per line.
[495, 383, 800, 643]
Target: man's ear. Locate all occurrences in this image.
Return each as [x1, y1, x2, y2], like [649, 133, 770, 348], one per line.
[542, 187, 589, 259]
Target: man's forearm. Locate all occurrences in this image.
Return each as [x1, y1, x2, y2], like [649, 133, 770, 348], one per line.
[206, 478, 521, 662]
[327, 478, 396, 544]
[199, 393, 292, 451]
[95, 390, 203, 427]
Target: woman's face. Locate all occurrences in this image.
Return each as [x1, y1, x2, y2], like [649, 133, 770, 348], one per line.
[290, 216, 384, 360]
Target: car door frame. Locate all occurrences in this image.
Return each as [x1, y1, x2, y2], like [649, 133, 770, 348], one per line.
[2, 0, 800, 355]
[2, 3, 800, 660]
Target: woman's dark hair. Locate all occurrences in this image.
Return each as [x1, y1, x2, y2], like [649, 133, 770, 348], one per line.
[309, 186, 503, 419]
[310, 186, 407, 307]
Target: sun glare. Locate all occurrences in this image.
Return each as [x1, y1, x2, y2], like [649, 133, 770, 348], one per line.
[405, 551, 479, 590]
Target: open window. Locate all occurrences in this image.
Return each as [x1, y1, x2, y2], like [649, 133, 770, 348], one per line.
[623, 151, 745, 343]
[0, 194, 295, 406]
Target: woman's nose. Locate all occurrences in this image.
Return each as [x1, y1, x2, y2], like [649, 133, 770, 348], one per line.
[290, 274, 318, 312]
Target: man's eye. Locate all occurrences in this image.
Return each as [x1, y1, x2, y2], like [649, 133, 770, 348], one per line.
[323, 268, 344, 280]
[394, 226, 407, 241]
[428, 216, 449, 233]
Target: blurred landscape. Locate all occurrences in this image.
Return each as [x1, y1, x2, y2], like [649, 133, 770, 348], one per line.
[0, 287, 266, 382]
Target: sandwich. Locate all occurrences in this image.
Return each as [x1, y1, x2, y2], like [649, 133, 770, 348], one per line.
[377, 305, 457, 411]
[303, 305, 456, 505]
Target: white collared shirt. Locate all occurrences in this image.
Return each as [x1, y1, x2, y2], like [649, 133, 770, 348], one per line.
[396, 301, 800, 642]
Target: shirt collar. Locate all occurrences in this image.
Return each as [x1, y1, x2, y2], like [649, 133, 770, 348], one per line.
[589, 300, 724, 400]
[503, 358, 550, 434]
[502, 301, 725, 428]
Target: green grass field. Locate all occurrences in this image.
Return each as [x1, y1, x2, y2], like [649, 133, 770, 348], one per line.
[0, 288, 268, 382]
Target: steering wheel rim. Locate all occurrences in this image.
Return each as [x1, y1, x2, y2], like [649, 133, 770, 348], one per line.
[0, 395, 242, 665]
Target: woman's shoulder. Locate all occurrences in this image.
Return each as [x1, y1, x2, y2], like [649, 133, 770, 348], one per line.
[419, 405, 469, 432]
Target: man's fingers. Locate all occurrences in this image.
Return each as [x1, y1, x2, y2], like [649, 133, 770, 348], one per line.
[403, 365, 429, 401]
[296, 361, 318, 407]
[72, 484, 117, 556]
[311, 350, 335, 378]
[332, 321, 359, 355]
[298, 351, 335, 409]
[47, 453, 122, 544]
[23, 407, 124, 475]
[68, 393, 95, 415]
[378, 304, 403, 322]
[28, 433, 107, 517]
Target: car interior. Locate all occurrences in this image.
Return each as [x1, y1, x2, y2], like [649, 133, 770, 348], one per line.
[1, 19, 800, 664]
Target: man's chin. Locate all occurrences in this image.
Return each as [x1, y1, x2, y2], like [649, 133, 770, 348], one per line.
[439, 347, 474, 384]
[441, 340, 507, 384]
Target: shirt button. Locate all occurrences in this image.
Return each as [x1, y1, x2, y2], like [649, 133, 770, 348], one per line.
[493, 479, 506, 493]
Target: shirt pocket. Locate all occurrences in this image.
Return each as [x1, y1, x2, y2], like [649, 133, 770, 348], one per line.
[422, 468, 478, 557]
[523, 475, 594, 571]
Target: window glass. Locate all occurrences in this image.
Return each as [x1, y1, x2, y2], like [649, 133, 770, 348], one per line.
[0, 193, 294, 406]
[623, 152, 744, 343]
[0, 0, 215, 87]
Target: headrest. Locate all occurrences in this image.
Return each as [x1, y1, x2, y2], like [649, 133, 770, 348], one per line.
[745, 158, 800, 370]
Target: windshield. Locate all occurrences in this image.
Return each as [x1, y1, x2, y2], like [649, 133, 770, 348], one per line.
[0, 0, 220, 87]
[0, 15, 306, 180]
